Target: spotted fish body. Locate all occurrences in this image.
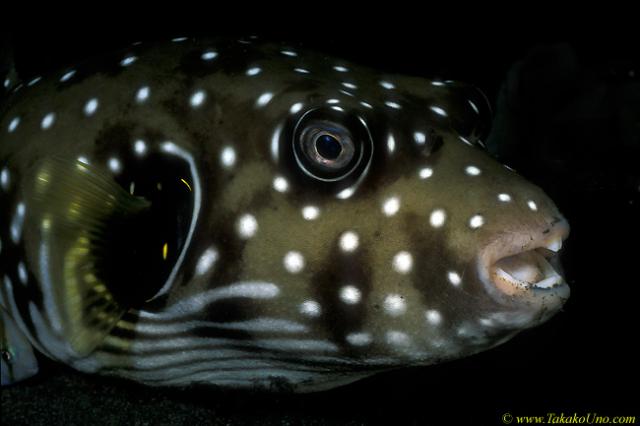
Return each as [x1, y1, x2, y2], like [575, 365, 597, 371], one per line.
[0, 37, 570, 391]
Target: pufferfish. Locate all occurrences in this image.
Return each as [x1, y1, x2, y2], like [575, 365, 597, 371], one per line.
[0, 36, 569, 392]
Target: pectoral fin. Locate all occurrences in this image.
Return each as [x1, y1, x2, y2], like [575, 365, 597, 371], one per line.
[25, 158, 150, 356]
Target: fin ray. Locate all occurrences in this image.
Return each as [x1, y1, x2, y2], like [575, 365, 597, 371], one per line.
[25, 157, 149, 356]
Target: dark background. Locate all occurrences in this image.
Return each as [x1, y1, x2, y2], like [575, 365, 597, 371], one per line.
[2, 14, 638, 425]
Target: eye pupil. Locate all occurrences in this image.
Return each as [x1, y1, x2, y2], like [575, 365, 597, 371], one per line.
[315, 134, 342, 160]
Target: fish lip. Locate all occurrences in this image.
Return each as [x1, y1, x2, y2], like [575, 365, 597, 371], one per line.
[476, 218, 571, 313]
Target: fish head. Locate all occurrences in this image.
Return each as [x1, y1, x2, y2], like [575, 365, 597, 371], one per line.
[142, 46, 570, 372]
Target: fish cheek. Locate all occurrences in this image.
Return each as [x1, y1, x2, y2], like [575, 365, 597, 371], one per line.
[310, 245, 373, 354]
[403, 213, 482, 329]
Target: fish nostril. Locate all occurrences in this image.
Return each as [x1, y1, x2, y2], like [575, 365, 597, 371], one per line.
[550, 216, 564, 226]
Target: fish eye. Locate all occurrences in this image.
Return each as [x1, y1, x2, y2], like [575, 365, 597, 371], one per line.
[301, 123, 356, 173]
[293, 108, 371, 182]
[315, 133, 343, 161]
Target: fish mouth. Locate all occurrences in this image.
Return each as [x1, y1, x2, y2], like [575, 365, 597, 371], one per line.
[478, 219, 570, 304]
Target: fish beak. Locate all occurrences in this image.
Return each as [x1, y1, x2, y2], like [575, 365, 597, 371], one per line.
[477, 218, 571, 310]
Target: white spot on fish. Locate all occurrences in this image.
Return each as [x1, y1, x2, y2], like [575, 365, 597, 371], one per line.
[190, 90, 206, 108]
[246, 67, 262, 76]
[302, 205, 320, 221]
[237, 214, 258, 239]
[84, 98, 99, 116]
[382, 196, 400, 217]
[201, 50, 218, 61]
[120, 55, 137, 67]
[294, 68, 310, 74]
[425, 310, 442, 326]
[498, 193, 512, 202]
[387, 134, 396, 154]
[469, 215, 485, 229]
[385, 101, 401, 110]
[342, 82, 357, 90]
[419, 167, 434, 179]
[465, 165, 482, 176]
[339, 231, 359, 252]
[172, 37, 188, 42]
[383, 294, 407, 316]
[281, 50, 297, 57]
[429, 209, 447, 228]
[289, 102, 304, 114]
[468, 100, 480, 114]
[479, 318, 494, 327]
[3, 78, 9, 88]
[448, 271, 462, 287]
[528, 200, 538, 211]
[78, 156, 90, 165]
[273, 176, 289, 193]
[17, 262, 28, 285]
[326, 99, 340, 105]
[27, 76, 42, 86]
[299, 300, 321, 317]
[220, 146, 237, 169]
[330, 106, 344, 112]
[134, 139, 147, 156]
[41, 113, 55, 130]
[340, 285, 361, 304]
[346, 332, 372, 346]
[430, 105, 448, 117]
[360, 101, 373, 109]
[0, 168, 9, 191]
[336, 186, 356, 200]
[333, 65, 348, 72]
[8, 117, 19, 133]
[459, 136, 473, 146]
[136, 86, 150, 103]
[108, 158, 122, 174]
[60, 70, 76, 82]
[283, 251, 305, 274]
[195, 247, 219, 276]
[392, 251, 413, 274]
[11, 202, 25, 243]
[431, 80, 445, 86]
[386, 331, 411, 347]
[380, 81, 395, 90]
[256, 92, 274, 107]
[414, 131, 427, 145]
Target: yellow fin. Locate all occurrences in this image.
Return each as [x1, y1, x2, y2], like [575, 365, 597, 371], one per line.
[25, 158, 150, 356]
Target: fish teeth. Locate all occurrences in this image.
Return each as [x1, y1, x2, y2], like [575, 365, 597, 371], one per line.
[545, 238, 563, 253]
[494, 267, 529, 289]
[532, 274, 563, 289]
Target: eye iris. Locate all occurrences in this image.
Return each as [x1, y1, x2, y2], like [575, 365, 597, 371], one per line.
[315, 134, 342, 160]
